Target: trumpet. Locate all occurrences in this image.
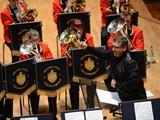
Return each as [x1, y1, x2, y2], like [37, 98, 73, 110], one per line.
[107, 17, 134, 50]
[20, 40, 44, 62]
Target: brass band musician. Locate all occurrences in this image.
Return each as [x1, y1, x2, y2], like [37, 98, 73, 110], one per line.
[52, 0, 85, 30]
[0, 0, 36, 119]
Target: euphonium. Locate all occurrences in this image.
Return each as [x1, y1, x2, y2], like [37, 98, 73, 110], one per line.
[72, 0, 86, 10]
[59, 27, 80, 58]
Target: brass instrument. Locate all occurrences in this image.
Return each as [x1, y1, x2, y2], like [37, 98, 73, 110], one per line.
[16, 0, 38, 21]
[60, 27, 80, 58]
[20, 40, 44, 62]
[120, 0, 135, 12]
[107, 17, 134, 50]
[72, 0, 86, 11]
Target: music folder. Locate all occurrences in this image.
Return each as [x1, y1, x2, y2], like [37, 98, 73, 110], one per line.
[61, 108, 104, 120]
[120, 98, 160, 120]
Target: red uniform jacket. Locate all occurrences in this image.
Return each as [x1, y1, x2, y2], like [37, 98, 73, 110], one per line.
[107, 25, 144, 50]
[1, 2, 33, 43]
[100, 0, 116, 27]
[61, 33, 94, 66]
[53, 0, 85, 25]
[20, 42, 53, 60]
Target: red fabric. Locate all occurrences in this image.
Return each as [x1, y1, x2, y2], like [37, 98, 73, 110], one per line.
[52, 0, 85, 25]
[20, 42, 53, 60]
[1, 2, 34, 43]
[61, 33, 94, 66]
[100, 0, 116, 27]
[107, 25, 144, 50]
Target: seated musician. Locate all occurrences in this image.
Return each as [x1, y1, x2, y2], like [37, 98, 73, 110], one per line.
[20, 29, 58, 120]
[107, 10, 144, 51]
[61, 19, 95, 109]
[80, 36, 147, 101]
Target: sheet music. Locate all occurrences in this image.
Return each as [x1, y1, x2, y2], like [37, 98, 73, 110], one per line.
[20, 117, 38, 120]
[134, 101, 154, 120]
[65, 111, 85, 120]
[85, 109, 103, 120]
[96, 89, 121, 105]
[96, 89, 154, 106]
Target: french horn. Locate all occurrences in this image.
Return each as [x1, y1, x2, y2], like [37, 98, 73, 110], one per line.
[72, 0, 86, 11]
[107, 17, 134, 50]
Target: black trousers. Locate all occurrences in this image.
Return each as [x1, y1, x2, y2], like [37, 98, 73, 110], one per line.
[28, 92, 57, 120]
[69, 67, 96, 109]
[0, 97, 13, 120]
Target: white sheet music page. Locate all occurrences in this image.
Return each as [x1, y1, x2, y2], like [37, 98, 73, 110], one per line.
[85, 109, 103, 120]
[134, 101, 154, 120]
[20, 117, 38, 120]
[65, 111, 85, 120]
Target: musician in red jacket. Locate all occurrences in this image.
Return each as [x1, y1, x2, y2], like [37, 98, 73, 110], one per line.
[20, 29, 58, 120]
[1, 0, 34, 56]
[61, 19, 95, 109]
[100, 0, 121, 49]
[53, 0, 85, 29]
[107, 11, 144, 50]
[0, 0, 34, 119]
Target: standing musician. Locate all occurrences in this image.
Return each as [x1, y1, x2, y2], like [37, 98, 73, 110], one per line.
[52, 0, 85, 30]
[20, 29, 58, 120]
[107, 10, 144, 50]
[0, 0, 35, 119]
[61, 19, 95, 109]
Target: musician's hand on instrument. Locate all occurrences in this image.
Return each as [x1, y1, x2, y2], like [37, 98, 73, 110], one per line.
[64, 0, 75, 12]
[18, 8, 26, 20]
[112, 0, 120, 8]
[111, 79, 117, 88]
[79, 42, 88, 49]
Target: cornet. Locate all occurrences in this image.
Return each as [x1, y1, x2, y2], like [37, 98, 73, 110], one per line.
[20, 40, 44, 62]
[107, 17, 134, 50]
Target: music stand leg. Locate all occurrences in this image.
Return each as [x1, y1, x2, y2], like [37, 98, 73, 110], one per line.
[19, 99, 23, 116]
[80, 84, 88, 108]
[28, 97, 31, 115]
[65, 91, 67, 110]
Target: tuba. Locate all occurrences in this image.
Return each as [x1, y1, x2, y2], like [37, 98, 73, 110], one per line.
[107, 17, 134, 50]
[72, 0, 86, 11]
[16, 0, 38, 21]
[20, 40, 44, 62]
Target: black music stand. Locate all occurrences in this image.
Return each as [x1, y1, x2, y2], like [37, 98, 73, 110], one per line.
[11, 114, 53, 120]
[56, 12, 90, 57]
[120, 98, 160, 120]
[4, 58, 36, 115]
[71, 47, 108, 108]
[61, 108, 105, 120]
[0, 62, 5, 101]
[35, 57, 70, 110]
[130, 50, 147, 78]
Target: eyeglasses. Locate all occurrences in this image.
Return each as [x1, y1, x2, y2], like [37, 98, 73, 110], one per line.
[111, 45, 124, 49]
